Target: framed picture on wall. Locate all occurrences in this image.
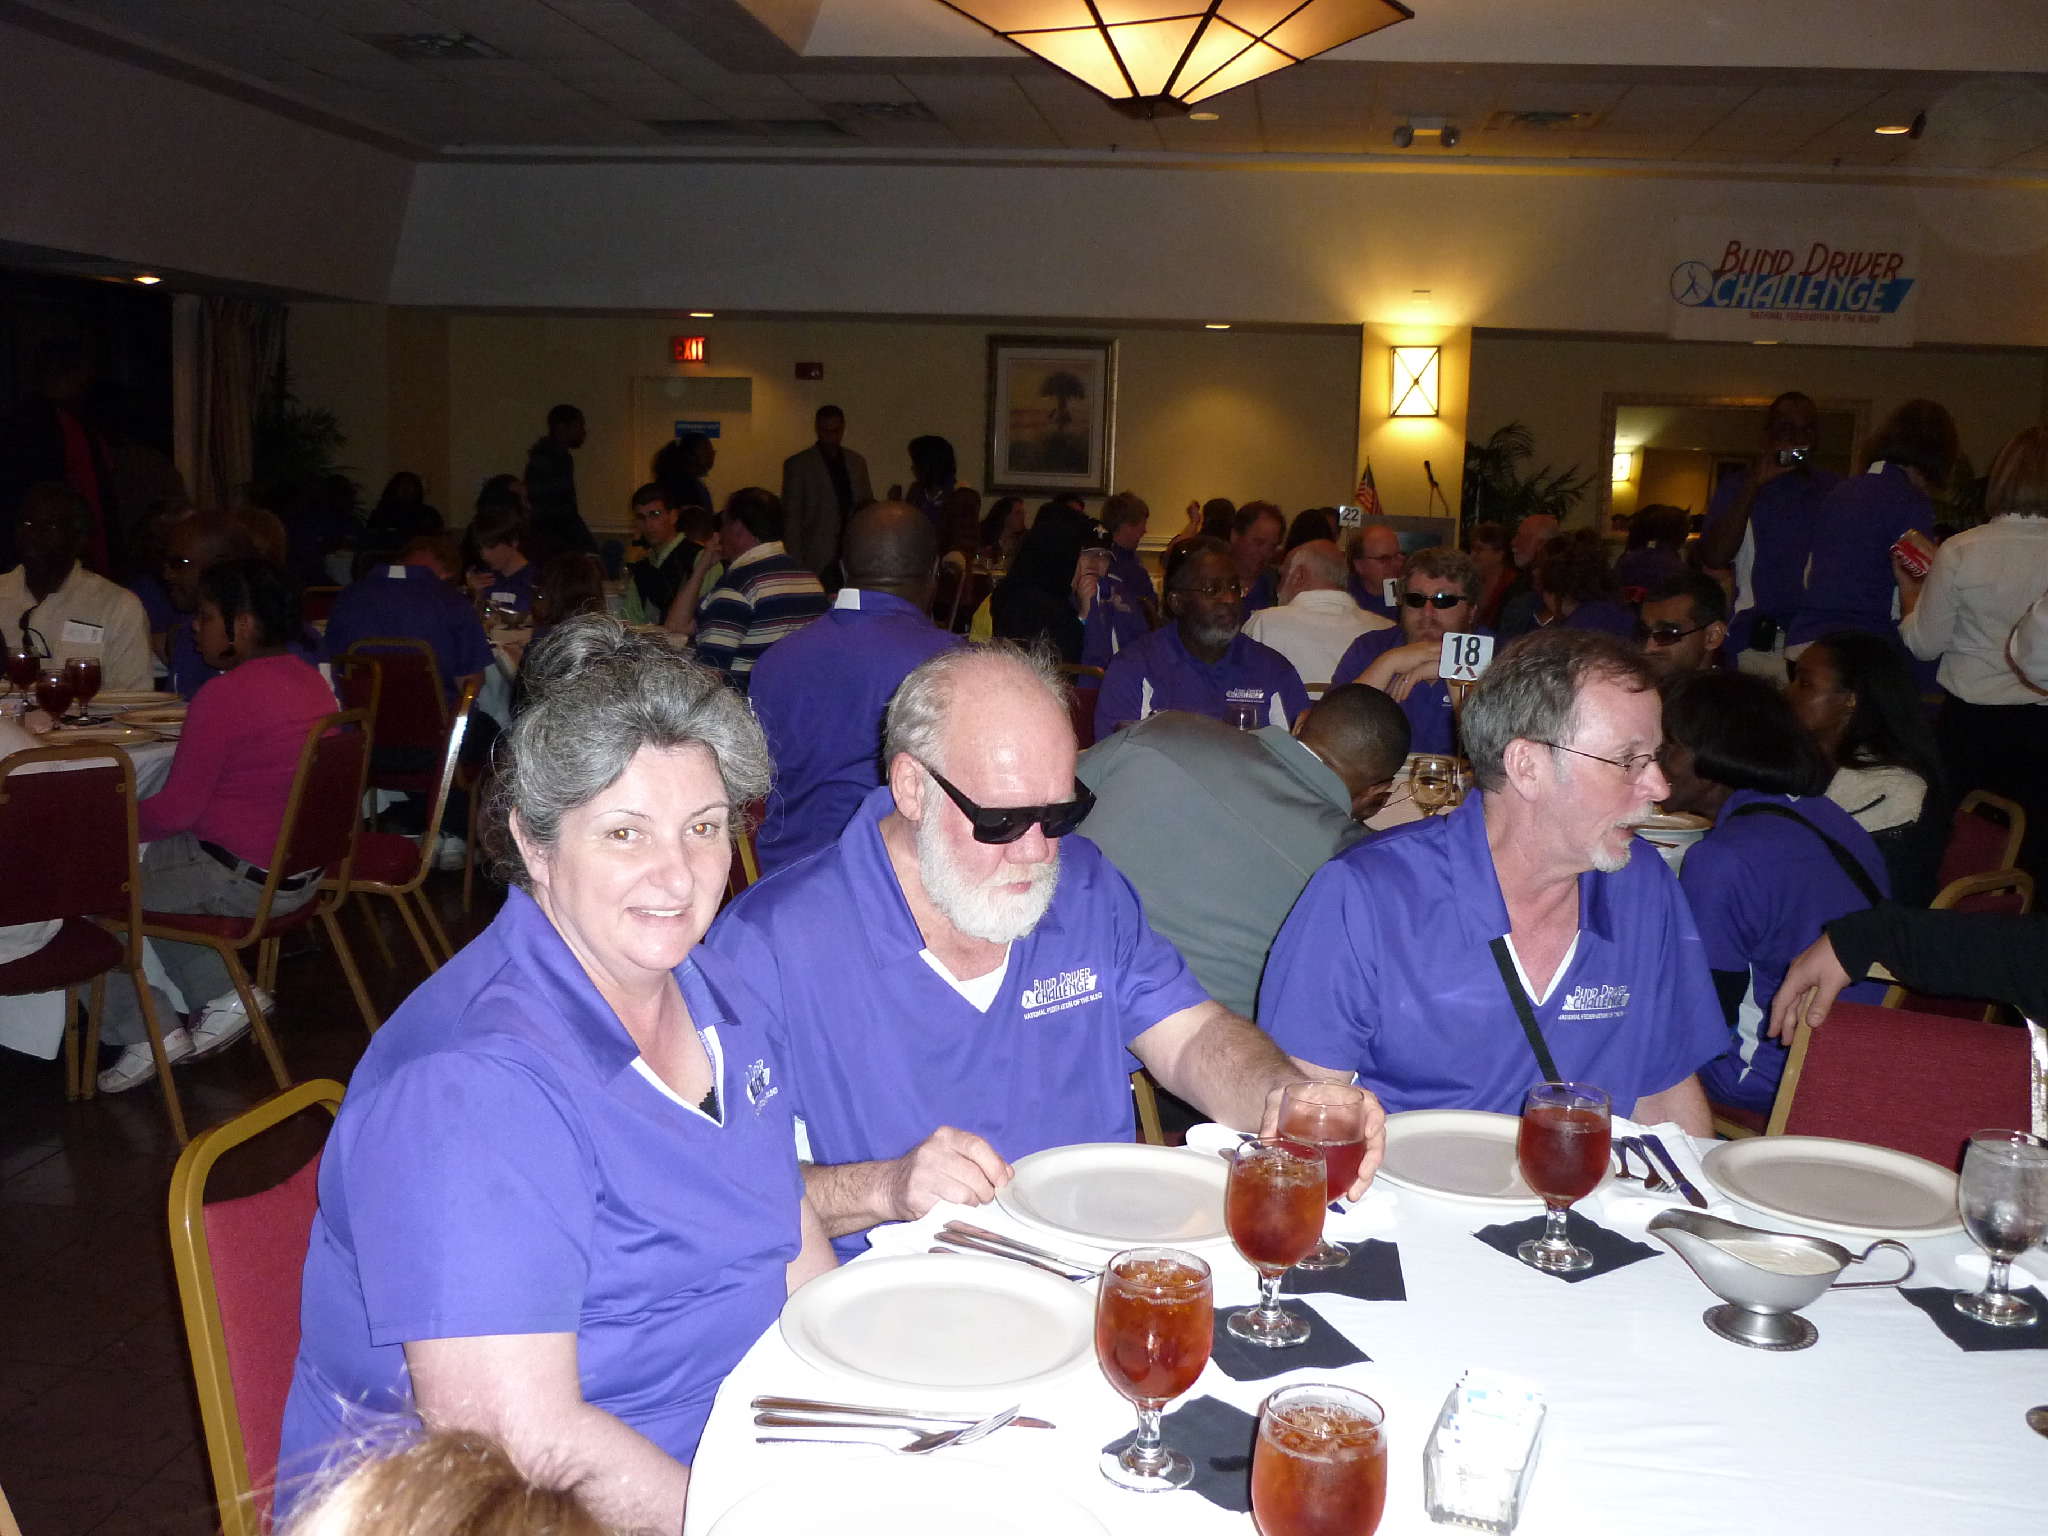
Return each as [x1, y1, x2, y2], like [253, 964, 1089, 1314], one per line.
[985, 335, 1117, 496]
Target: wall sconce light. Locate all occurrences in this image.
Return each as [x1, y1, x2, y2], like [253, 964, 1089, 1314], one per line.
[1611, 450, 1635, 483]
[1389, 346, 1440, 417]
[672, 335, 707, 364]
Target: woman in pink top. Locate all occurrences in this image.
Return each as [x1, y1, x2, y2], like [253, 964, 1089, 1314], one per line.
[98, 558, 338, 1094]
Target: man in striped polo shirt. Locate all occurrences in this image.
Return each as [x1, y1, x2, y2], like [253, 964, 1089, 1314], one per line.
[692, 486, 829, 692]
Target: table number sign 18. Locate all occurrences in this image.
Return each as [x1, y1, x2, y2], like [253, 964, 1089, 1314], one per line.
[1439, 632, 1494, 683]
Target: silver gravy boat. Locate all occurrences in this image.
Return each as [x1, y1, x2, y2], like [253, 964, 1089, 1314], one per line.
[1649, 1208, 1916, 1351]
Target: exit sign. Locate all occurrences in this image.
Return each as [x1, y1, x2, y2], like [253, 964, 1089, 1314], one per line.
[671, 335, 706, 363]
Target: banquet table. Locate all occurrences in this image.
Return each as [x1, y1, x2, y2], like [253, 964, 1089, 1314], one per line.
[684, 1127, 2042, 1535]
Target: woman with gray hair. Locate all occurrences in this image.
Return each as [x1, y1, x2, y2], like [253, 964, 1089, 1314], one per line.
[277, 615, 834, 1534]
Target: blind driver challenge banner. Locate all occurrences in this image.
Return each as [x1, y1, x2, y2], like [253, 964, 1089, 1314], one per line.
[1667, 219, 1921, 347]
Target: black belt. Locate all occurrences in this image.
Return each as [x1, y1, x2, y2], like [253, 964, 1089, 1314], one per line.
[198, 841, 323, 893]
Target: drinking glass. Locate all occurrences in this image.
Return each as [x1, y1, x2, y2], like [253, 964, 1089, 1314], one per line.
[1095, 1247, 1213, 1493]
[1410, 754, 1457, 814]
[4, 647, 41, 694]
[63, 656, 102, 718]
[1515, 1082, 1613, 1273]
[1226, 1137, 1326, 1347]
[1277, 1081, 1370, 1270]
[1953, 1129, 2048, 1328]
[32, 671, 74, 721]
[1225, 699, 1264, 731]
[1252, 1383, 1388, 1536]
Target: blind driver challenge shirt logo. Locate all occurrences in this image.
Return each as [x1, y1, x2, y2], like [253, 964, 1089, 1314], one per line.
[1022, 966, 1102, 1021]
[1559, 983, 1630, 1022]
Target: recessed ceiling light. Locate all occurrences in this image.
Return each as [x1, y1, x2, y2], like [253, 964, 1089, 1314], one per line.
[1204, 322, 1232, 330]
[1189, 111, 1220, 122]
[133, 274, 161, 285]
[689, 310, 715, 318]
[1874, 123, 1912, 135]
[1753, 339, 1781, 346]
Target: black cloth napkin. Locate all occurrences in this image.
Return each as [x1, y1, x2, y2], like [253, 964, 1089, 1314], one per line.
[1281, 1240, 1406, 1301]
[1102, 1394, 1257, 1514]
[1899, 1286, 2048, 1351]
[1207, 1299, 1368, 1380]
[1471, 1208, 1660, 1283]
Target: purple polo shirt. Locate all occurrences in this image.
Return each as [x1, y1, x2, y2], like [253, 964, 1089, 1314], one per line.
[1080, 570, 1150, 671]
[1347, 570, 1401, 623]
[1562, 598, 1638, 641]
[277, 890, 804, 1512]
[747, 588, 964, 874]
[1260, 793, 1726, 1116]
[1240, 567, 1280, 618]
[1788, 463, 1932, 645]
[1096, 624, 1308, 737]
[321, 564, 492, 706]
[1705, 465, 1840, 648]
[1682, 790, 1889, 1113]
[481, 562, 538, 616]
[1332, 624, 1496, 757]
[706, 785, 1210, 1258]
[1107, 545, 1157, 607]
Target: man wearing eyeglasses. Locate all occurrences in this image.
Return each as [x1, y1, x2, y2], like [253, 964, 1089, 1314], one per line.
[0, 482, 151, 691]
[1331, 547, 1489, 757]
[1261, 629, 1723, 1134]
[1638, 569, 1730, 681]
[707, 643, 1379, 1256]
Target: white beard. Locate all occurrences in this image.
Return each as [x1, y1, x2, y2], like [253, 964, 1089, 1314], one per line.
[1590, 838, 1635, 875]
[917, 808, 1061, 944]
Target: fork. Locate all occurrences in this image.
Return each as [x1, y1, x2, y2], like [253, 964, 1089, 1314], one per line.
[756, 1403, 1020, 1455]
[1614, 1137, 1671, 1193]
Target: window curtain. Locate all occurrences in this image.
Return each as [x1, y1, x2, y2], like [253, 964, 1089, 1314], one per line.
[190, 296, 283, 510]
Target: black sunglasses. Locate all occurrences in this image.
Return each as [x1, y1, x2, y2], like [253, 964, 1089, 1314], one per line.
[1402, 591, 1467, 610]
[1637, 621, 1709, 647]
[922, 763, 1095, 845]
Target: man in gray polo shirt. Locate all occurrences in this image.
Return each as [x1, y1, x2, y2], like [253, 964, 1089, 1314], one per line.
[1076, 686, 1410, 1019]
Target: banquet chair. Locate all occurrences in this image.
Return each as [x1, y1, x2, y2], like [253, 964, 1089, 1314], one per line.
[298, 585, 341, 625]
[338, 638, 447, 798]
[1882, 868, 2033, 1023]
[1766, 1001, 2031, 1168]
[133, 709, 379, 1062]
[327, 679, 478, 976]
[1058, 664, 1104, 750]
[169, 1078, 345, 1536]
[0, 744, 188, 1141]
[1936, 790, 2024, 892]
[1131, 1069, 1166, 1146]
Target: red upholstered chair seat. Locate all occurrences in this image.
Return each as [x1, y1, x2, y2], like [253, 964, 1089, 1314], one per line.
[348, 830, 425, 888]
[0, 918, 122, 995]
[143, 899, 325, 942]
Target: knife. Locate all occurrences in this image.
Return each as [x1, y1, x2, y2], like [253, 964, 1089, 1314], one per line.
[751, 1396, 1055, 1430]
[1638, 1133, 1708, 1209]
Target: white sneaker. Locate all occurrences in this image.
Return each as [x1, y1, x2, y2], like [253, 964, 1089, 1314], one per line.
[186, 986, 274, 1060]
[98, 1028, 192, 1093]
[434, 835, 468, 873]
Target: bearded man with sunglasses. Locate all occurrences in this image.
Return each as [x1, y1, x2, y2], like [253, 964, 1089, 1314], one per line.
[707, 643, 1378, 1256]
[1331, 547, 1490, 756]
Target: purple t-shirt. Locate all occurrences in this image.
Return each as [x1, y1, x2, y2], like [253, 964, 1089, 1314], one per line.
[277, 890, 803, 1510]
[1107, 545, 1157, 608]
[705, 785, 1209, 1257]
[1705, 465, 1841, 645]
[480, 561, 538, 617]
[1332, 624, 1496, 757]
[1681, 790, 1889, 1113]
[1080, 570, 1150, 671]
[1788, 463, 1932, 645]
[1095, 624, 1307, 737]
[747, 589, 963, 874]
[1260, 793, 1726, 1116]
[321, 564, 492, 706]
[1562, 598, 1638, 641]
[1347, 570, 1401, 623]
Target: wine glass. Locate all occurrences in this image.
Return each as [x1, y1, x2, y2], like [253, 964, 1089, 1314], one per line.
[1515, 1082, 1613, 1273]
[1953, 1129, 2048, 1328]
[32, 670, 74, 722]
[1252, 1383, 1388, 1536]
[4, 646, 40, 696]
[1095, 1247, 1213, 1493]
[1226, 1137, 1326, 1348]
[1277, 1081, 1370, 1270]
[63, 656, 102, 719]
[1410, 754, 1457, 814]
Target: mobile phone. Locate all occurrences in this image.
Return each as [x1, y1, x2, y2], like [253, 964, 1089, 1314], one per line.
[1775, 447, 1810, 468]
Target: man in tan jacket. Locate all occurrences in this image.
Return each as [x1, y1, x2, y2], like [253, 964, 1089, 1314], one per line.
[781, 405, 873, 587]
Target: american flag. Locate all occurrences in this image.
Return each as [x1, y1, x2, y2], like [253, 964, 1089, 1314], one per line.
[1355, 459, 1383, 518]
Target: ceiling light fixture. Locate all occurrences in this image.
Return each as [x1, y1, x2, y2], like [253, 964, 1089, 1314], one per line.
[133, 274, 162, 285]
[1874, 123, 1911, 136]
[935, 0, 1414, 119]
[1876, 111, 1928, 138]
[1205, 322, 1232, 329]
[1189, 111, 1221, 121]
[1392, 116, 1460, 149]
[689, 310, 715, 318]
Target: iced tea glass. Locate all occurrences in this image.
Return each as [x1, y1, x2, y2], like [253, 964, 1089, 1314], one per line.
[1226, 1137, 1326, 1347]
[1277, 1081, 1370, 1270]
[32, 671, 74, 721]
[1410, 754, 1457, 814]
[1515, 1082, 1612, 1273]
[1095, 1247, 1214, 1492]
[1252, 1383, 1388, 1536]
[3, 647, 39, 695]
[1953, 1130, 2048, 1328]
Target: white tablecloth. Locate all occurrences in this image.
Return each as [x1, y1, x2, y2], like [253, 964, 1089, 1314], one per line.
[684, 1132, 2041, 1535]
[0, 739, 183, 1059]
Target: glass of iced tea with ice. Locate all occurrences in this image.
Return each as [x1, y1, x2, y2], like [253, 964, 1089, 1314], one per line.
[1226, 1137, 1326, 1348]
[1276, 1081, 1371, 1270]
[1095, 1246, 1213, 1493]
[1253, 1383, 1387, 1536]
[1515, 1081, 1612, 1273]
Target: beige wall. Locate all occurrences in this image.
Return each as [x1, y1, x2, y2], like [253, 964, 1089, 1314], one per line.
[286, 303, 389, 500]
[1469, 335, 2048, 529]
[1636, 449, 1713, 521]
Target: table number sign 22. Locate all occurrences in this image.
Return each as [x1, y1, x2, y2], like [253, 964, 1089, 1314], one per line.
[1438, 632, 1494, 683]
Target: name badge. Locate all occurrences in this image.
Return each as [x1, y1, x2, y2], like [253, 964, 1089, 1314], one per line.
[491, 591, 516, 604]
[387, 565, 408, 579]
[61, 619, 104, 645]
[1439, 632, 1495, 683]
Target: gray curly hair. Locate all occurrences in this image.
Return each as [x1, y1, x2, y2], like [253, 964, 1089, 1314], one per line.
[484, 614, 773, 888]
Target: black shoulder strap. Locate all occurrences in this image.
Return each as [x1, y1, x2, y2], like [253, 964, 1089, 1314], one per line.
[1490, 935, 1562, 1084]
[1729, 801, 1885, 908]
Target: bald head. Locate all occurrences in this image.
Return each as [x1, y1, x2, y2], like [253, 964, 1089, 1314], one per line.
[1280, 539, 1347, 602]
[1296, 683, 1411, 818]
[886, 643, 1072, 781]
[843, 499, 940, 598]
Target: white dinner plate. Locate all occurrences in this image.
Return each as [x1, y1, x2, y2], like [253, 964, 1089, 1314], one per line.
[1377, 1109, 1615, 1207]
[777, 1253, 1094, 1395]
[708, 1459, 1109, 1536]
[93, 689, 180, 707]
[117, 704, 188, 726]
[1702, 1136, 1962, 1238]
[49, 724, 159, 747]
[996, 1142, 1229, 1248]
